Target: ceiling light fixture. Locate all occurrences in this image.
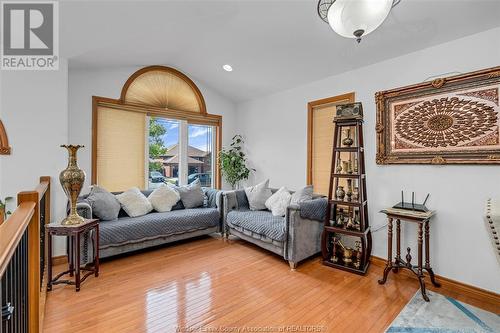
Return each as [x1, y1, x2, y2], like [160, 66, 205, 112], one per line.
[222, 64, 233, 72]
[318, 0, 401, 43]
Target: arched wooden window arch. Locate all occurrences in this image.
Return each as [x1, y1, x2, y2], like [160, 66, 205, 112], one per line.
[0, 120, 11, 155]
[92, 66, 222, 189]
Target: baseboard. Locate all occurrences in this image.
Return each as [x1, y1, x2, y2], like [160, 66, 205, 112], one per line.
[371, 255, 500, 305]
[51, 255, 67, 266]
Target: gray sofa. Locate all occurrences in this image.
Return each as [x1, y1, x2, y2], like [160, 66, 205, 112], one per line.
[76, 188, 222, 259]
[222, 189, 327, 269]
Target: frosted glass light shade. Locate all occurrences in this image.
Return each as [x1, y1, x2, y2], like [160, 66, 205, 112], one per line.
[327, 0, 393, 41]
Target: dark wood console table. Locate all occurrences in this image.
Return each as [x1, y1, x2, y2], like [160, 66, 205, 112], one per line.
[378, 208, 440, 301]
[47, 218, 99, 292]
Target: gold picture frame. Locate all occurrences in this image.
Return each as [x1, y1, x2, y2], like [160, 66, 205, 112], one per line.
[375, 66, 500, 165]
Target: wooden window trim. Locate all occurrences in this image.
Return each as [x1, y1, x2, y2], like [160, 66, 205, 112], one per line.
[0, 120, 11, 155]
[306, 92, 355, 185]
[92, 66, 222, 189]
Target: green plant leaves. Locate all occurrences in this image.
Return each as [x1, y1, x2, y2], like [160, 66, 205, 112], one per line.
[218, 135, 253, 189]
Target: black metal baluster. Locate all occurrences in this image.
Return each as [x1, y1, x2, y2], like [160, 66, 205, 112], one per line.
[21, 233, 27, 333]
[13, 248, 18, 333]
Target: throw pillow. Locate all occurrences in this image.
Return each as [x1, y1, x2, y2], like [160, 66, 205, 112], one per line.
[115, 187, 153, 217]
[86, 185, 121, 221]
[176, 179, 205, 209]
[290, 185, 314, 205]
[245, 179, 272, 211]
[148, 184, 180, 212]
[265, 187, 292, 216]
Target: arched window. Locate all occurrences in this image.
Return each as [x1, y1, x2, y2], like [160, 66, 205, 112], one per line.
[0, 120, 11, 155]
[92, 66, 221, 191]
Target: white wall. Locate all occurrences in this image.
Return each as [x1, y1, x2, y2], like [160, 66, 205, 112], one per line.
[0, 59, 69, 256]
[236, 27, 500, 293]
[68, 66, 237, 191]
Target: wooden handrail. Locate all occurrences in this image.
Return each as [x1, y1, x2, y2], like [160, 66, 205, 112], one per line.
[0, 176, 51, 333]
[0, 201, 35, 277]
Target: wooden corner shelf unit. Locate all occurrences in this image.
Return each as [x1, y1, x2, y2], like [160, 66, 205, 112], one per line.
[321, 117, 372, 275]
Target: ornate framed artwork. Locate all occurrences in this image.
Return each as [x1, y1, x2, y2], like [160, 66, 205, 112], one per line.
[375, 66, 500, 165]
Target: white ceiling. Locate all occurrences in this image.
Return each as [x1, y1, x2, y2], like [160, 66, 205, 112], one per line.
[61, 0, 500, 102]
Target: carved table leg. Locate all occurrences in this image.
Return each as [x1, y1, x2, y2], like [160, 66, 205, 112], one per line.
[75, 233, 81, 292]
[378, 218, 393, 284]
[47, 232, 53, 291]
[68, 234, 74, 277]
[417, 222, 429, 302]
[424, 220, 441, 287]
[94, 225, 99, 277]
[393, 219, 401, 273]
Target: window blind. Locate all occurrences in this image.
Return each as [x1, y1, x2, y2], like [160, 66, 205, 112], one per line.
[96, 106, 146, 192]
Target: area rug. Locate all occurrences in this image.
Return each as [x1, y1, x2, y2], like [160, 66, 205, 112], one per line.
[386, 290, 500, 333]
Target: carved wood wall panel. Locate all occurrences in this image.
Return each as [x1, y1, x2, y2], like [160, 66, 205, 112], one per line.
[375, 66, 500, 164]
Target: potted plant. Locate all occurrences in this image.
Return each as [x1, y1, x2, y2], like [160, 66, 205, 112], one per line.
[0, 196, 13, 224]
[218, 135, 254, 189]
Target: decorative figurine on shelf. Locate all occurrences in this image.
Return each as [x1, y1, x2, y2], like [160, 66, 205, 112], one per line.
[342, 161, 348, 174]
[352, 187, 359, 202]
[346, 179, 353, 202]
[354, 241, 362, 269]
[336, 186, 346, 201]
[60, 145, 86, 225]
[338, 239, 353, 266]
[346, 215, 356, 230]
[336, 157, 343, 173]
[353, 210, 361, 231]
[336, 208, 346, 227]
[331, 237, 339, 263]
[342, 128, 354, 147]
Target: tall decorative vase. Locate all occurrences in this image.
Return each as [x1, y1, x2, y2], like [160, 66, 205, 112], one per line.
[60, 145, 86, 225]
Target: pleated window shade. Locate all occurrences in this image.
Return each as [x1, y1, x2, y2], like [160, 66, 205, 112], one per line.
[96, 107, 147, 192]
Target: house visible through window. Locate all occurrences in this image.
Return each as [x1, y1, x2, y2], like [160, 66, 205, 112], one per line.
[148, 117, 215, 189]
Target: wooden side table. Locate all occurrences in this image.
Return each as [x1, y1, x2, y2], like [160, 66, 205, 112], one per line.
[47, 218, 99, 292]
[378, 209, 440, 301]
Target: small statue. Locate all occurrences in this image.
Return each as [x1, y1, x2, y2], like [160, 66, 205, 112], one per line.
[354, 241, 362, 269]
[331, 237, 339, 263]
[336, 208, 345, 227]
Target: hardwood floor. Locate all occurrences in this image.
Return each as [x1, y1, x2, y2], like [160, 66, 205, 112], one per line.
[43, 236, 496, 333]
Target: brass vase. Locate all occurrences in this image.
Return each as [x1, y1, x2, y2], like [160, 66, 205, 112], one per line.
[60, 145, 86, 225]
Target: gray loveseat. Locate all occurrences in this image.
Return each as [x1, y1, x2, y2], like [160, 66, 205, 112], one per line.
[222, 189, 327, 269]
[76, 188, 222, 258]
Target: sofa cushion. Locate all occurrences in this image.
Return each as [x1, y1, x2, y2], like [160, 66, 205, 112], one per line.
[86, 185, 121, 221]
[148, 185, 180, 212]
[245, 179, 272, 210]
[176, 179, 205, 208]
[115, 187, 153, 217]
[226, 210, 286, 242]
[99, 207, 220, 248]
[265, 187, 291, 216]
[291, 185, 313, 205]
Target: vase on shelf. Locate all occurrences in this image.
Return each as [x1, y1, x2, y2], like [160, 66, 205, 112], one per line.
[336, 186, 345, 201]
[352, 187, 359, 201]
[336, 158, 343, 173]
[342, 128, 354, 147]
[60, 145, 86, 225]
[353, 157, 359, 174]
[346, 179, 353, 201]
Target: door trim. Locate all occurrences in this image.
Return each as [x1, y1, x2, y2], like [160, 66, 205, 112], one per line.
[307, 92, 355, 185]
